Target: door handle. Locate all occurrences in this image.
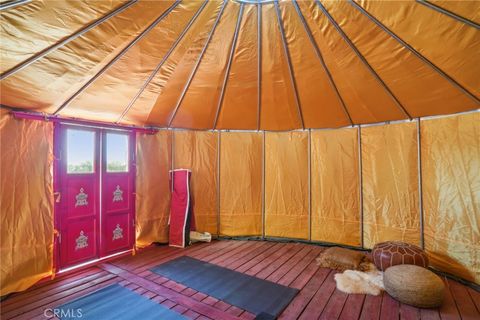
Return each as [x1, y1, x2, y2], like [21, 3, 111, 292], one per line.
[54, 192, 61, 203]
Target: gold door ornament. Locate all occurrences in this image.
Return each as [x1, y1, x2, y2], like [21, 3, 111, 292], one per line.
[75, 188, 88, 207]
[112, 185, 123, 202]
[112, 224, 124, 240]
[75, 231, 88, 250]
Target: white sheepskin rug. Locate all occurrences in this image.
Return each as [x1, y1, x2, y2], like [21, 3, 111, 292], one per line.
[334, 263, 385, 296]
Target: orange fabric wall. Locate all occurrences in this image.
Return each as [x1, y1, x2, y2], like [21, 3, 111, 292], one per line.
[421, 112, 479, 284]
[173, 131, 218, 235]
[135, 130, 172, 247]
[0, 110, 54, 295]
[264, 132, 309, 239]
[311, 128, 361, 246]
[361, 122, 421, 248]
[219, 132, 262, 236]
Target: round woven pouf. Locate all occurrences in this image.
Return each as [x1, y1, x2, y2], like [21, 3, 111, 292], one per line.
[384, 264, 445, 308]
[372, 241, 428, 271]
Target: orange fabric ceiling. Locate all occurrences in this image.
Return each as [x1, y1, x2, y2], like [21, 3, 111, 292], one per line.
[0, 0, 479, 130]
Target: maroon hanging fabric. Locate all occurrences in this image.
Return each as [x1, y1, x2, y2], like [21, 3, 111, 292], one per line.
[169, 169, 195, 248]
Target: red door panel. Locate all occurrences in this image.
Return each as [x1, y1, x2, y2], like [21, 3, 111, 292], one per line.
[56, 124, 100, 269]
[101, 131, 135, 256]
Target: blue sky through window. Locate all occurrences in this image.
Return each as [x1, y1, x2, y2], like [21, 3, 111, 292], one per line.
[106, 133, 128, 172]
[67, 129, 94, 173]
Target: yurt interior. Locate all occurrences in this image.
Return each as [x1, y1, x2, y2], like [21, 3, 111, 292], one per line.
[0, 0, 479, 319]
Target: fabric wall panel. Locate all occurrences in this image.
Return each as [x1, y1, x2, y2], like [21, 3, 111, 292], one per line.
[219, 132, 262, 236]
[172, 1, 241, 129]
[421, 112, 480, 284]
[216, 4, 259, 130]
[174, 131, 218, 235]
[1, 1, 175, 113]
[145, 1, 224, 126]
[0, 110, 54, 295]
[357, 0, 480, 99]
[0, 0, 124, 74]
[278, 1, 350, 128]
[265, 132, 308, 239]
[260, 4, 302, 130]
[322, 1, 475, 118]
[135, 130, 172, 247]
[311, 128, 361, 246]
[64, 2, 200, 124]
[361, 122, 420, 248]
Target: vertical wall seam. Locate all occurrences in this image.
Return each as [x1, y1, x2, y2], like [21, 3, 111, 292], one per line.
[308, 129, 312, 241]
[417, 118, 425, 249]
[262, 131, 266, 239]
[54, 0, 182, 116]
[257, 3, 262, 131]
[358, 126, 364, 248]
[171, 130, 175, 193]
[217, 131, 221, 237]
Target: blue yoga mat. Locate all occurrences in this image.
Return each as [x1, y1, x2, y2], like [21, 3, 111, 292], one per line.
[151, 256, 299, 317]
[57, 284, 186, 320]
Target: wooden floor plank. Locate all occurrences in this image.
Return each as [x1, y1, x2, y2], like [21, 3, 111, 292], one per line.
[467, 287, 480, 313]
[198, 241, 246, 262]
[1, 270, 110, 313]
[338, 294, 366, 320]
[438, 277, 461, 320]
[447, 279, 479, 320]
[399, 303, 420, 320]
[99, 263, 239, 320]
[3, 273, 116, 319]
[254, 244, 304, 279]
[3, 240, 476, 320]
[8, 276, 120, 320]
[240, 243, 292, 274]
[379, 292, 400, 320]
[277, 246, 322, 287]
[298, 270, 336, 320]
[278, 268, 331, 320]
[1, 267, 103, 307]
[288, 257, 321, 290]
[266, 245, 313, 283]
[359, 292, 383, 320]
[216, 241, 266, 268]
[420, 308, 441, 320]
[209, 241, 258, 266]
[224, 241, 276, 270]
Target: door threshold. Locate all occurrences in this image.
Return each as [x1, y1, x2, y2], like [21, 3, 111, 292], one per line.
[58, 249, 132, 275]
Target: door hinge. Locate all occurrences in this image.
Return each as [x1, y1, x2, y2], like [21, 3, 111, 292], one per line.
[54, 192, 61, 203]
[54, 230, 62, 244]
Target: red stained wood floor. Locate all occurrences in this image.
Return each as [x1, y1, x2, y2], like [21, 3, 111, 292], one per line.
[1, 240, 479, 320]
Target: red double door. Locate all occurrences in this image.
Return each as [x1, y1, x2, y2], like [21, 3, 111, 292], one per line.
[54, 124, 135, 270]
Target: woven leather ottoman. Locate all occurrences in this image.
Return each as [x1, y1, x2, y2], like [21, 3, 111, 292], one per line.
[372, 241, 428, 271]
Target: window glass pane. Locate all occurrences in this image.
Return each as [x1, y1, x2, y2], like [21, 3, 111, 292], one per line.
[106, 133, 129, 172]
[67, 129, 95, 174]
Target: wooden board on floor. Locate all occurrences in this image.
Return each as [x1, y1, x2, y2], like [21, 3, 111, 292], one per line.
[2, 240, 478, 320]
